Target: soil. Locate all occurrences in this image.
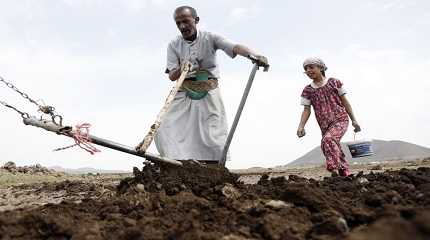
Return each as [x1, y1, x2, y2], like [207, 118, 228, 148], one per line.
[1, 161, 430, 240]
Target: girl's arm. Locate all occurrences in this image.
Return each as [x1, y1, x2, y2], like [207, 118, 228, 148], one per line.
[297, 105, 311, 137]
[340, 95, 361, 132]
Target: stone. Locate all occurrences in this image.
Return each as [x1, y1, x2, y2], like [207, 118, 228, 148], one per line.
[357, 177, 369, 185]
[3, 161, 16, 170]
[135, 184, 145, 193]
[221, 184, 241, 199]
[265, 200, 293, 209]
[221, 234, 248, 240]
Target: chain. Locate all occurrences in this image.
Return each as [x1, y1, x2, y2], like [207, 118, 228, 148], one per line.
[0, 99, 30, 119]
[0, 76, 41, 107]
[0, 76, 63, 125]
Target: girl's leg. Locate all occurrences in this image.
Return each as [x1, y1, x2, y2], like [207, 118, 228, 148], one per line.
[321, 120, 349, 175]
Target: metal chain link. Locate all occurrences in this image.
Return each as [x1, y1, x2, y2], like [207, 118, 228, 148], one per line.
[0, 99, 30, 119]
[0, 76, 41, 107]
[0, 76, 63, 125]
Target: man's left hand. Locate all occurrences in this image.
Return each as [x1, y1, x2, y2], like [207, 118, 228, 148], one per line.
[255, 55, 269, 67]
[248, 55, 269, 71]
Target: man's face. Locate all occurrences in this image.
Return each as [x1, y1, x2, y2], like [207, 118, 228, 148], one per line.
[174, 9, 199, 40]
[304, 64, 323, 80]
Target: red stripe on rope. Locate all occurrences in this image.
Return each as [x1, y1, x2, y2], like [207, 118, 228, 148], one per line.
[53, 123, 100, 154]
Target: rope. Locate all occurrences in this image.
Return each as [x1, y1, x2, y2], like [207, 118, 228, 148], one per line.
[54, 123, 100, 154]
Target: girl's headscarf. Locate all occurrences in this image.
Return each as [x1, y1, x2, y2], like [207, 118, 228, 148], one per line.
[303, 57, 327, 71]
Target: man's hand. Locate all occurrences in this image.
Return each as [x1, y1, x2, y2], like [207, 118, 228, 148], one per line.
[248, 54, 269, 71]
[297, 127, 306, 138]
[169, 61, 192, 81]
[352, 121, 361, 132]
[180, 60, 192, 72]
[232, 45, 269, 71]
[254, 55, 268, 67]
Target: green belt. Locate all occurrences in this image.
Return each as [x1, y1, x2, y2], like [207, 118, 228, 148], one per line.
[183, 71, 216, 100]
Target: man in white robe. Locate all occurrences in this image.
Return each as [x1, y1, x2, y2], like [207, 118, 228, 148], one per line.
[155, 6, 268, 164]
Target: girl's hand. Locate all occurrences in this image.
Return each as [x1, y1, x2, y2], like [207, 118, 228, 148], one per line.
[297, 127, 306, 138]
[352, 121, 361, 132]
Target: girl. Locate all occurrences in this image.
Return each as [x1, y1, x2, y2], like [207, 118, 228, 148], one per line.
[297, 57, 361, 177]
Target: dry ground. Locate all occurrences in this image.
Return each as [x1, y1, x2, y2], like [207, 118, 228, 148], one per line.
[0, 159, 429, 239]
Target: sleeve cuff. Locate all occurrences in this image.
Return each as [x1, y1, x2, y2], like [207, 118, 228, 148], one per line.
[301, 97, 311, 106]
[224, 43, 237, 58]
[337, 87, 347, 96]
[165, 64, 179, 74]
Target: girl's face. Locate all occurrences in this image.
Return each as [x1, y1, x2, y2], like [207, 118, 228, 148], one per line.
[304, 64, 323, 80]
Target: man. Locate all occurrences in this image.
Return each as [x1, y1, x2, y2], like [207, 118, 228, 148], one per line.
[154, 6, 268, 164]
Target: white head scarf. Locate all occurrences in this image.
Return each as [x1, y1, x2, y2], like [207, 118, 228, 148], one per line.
[303, 57, 327, 71]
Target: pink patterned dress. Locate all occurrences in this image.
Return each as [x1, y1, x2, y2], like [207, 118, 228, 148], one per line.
[301, 78, 350, 176]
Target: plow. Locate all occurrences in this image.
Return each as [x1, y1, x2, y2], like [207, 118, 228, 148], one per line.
[1, 56, 268, 169]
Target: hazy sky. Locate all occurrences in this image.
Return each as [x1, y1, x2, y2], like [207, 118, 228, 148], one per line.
[1, 0, 429, 170]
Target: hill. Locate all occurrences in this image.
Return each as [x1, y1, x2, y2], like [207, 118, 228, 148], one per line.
[286, 139, 430, 167]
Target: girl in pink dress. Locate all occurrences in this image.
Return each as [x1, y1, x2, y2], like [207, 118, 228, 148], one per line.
[297, 57, 361, 176]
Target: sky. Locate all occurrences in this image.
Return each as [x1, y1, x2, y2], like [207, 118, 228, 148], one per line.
[1, 0, 429, 171]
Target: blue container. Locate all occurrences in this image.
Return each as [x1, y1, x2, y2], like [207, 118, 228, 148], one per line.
[346, 139, 374, 158]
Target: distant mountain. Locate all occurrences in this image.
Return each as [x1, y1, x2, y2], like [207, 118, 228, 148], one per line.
[49, 166, 130, 174]
[286, 140, 430, 167]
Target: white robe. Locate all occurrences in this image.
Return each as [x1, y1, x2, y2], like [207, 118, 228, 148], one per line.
[159, 30, 236, 162]
[154, 88, 228, 162]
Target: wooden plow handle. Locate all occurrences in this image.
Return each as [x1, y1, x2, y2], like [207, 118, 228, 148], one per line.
[136, 61, 192, 153]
